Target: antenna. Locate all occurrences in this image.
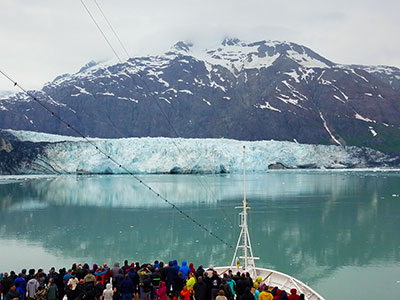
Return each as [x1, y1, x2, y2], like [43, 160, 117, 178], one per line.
[231, 145, 259, 277]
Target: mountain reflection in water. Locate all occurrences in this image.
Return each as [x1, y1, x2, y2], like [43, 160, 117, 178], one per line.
[1, 171, 400, 300]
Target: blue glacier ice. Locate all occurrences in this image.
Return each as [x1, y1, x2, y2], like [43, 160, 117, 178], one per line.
[4, 129, 397, 174]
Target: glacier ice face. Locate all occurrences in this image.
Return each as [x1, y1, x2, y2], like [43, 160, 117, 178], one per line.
[4, 130, 398, 175]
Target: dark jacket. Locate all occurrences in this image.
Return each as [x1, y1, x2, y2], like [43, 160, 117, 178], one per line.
[6, 289, 21, 300]
[82, 282, 96, 300]
[119, 278, 134, 294]
[193, 280, 207, 300]
[1, 277, 13, 296]
[166, 263, 177, 285]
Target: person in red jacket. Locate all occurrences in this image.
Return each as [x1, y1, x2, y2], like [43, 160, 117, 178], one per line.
[180, 286, 191, 300]
[288, 288, 299, 300]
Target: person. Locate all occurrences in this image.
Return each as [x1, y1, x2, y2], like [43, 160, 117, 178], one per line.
[215, 290, 227, 300]
[210, 271, 221, 300]
[193, 277, 207, 300]
[151, 268, 161, 290]
[165, 261, 177, 298]
[273, 289, 282, 300]
[84, 271, 96, 284]
[240, 287, 253, 300]
[26, 271, 35, 284]
[195, 266, 204, 280]
[179, 286, 191, 300]
[13, 274, 26, 300]
[67, 274, 78, 291]
[253, 278, 262, 290]
[63, 272, 72, 289]
[180, 260, 191, 279]
[172, 261, 179, 274]
[33, 279, 52, 300]
[186, 273, 196, 290]
[5, 284, 21, 300]
[188, 264, 195, 275]
[46, 279, 57, 300]
[258, 285, 273, 300]
[1, 274, 13, 300]
[26, 276, 39, 300]
[141, 271, 152, 300]
[225, 276, 235, 299]
[95, 280, 104, 300]
[218, 279, 232, 300]
[287, 289, 299, 300]
[102, 283, 113, 300]
[122, 261, 130, 274]
[112, 263, 122, 280]
[65, 284, 79, 300]
[174, 273, 185, 298]
[94, 266, 108, 286]
[155, 282, 166, 300]
[254, 286, 262, 300]
[298, 294, 304, 300]
[276, 291, 288, 300]
[127, 267, 137, 295]
[119, 274, 134, 300]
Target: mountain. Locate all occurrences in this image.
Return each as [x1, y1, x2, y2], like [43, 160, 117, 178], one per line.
[1, 38, 400, 153]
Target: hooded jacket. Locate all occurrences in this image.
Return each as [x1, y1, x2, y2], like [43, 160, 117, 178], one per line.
[288, 289, 299, 300]
[173, 261, 180, 273]
[112, 263, 122, 279]
[102, 283, 113, 300]
[156, 282, 167, 300]
[179, 261, 190, 280]
[259, 290, 273, 300]
[26, 278, 39, 298]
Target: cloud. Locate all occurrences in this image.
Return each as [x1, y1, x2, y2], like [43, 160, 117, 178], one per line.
[0, 0, 399, 91]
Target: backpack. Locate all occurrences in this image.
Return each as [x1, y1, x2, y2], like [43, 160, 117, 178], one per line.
[33, 288, 47, 300]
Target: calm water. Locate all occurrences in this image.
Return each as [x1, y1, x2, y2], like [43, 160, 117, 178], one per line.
[1, 171, 400, 299]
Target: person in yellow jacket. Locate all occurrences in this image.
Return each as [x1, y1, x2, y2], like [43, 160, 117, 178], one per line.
[258, 285, 273, 300]
[186, 273, 196, 289]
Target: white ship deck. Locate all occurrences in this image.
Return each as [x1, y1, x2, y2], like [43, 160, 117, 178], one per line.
[213, 266, 325, 300]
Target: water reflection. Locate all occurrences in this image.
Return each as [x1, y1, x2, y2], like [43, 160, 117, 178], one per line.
[0, 171, 400, 295]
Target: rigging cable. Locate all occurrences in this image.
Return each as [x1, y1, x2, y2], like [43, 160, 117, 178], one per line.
[80, 0, 237, 233]
[79, 0, 123, 63]
[93, 0, 131, 59]
[0, 68, 234, 250]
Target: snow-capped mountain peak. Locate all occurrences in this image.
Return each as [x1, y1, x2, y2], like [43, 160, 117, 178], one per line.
[1, 39, 400, 155]
[169, 41, 194, 54]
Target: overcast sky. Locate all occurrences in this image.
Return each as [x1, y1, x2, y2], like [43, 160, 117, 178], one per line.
[1, 0, 399, 91]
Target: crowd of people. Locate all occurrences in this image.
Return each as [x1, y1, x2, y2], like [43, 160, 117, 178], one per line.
[0, 260, 305, 300]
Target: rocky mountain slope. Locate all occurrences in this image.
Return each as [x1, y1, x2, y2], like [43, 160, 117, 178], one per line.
[1, 38, 400, 153]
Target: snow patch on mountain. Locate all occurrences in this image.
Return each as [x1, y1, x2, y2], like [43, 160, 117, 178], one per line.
[355, 113, 375, 123]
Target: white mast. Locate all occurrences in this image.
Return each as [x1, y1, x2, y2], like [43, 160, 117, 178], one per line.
[231, 145, 259, 277]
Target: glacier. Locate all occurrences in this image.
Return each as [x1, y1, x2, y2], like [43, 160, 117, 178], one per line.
[2, 129, 398, 175]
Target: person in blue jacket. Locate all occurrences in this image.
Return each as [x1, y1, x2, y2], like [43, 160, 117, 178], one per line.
[178, 261, 190, 279]
[13, 274, 26, 300]
[172, 260, 180, 273]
